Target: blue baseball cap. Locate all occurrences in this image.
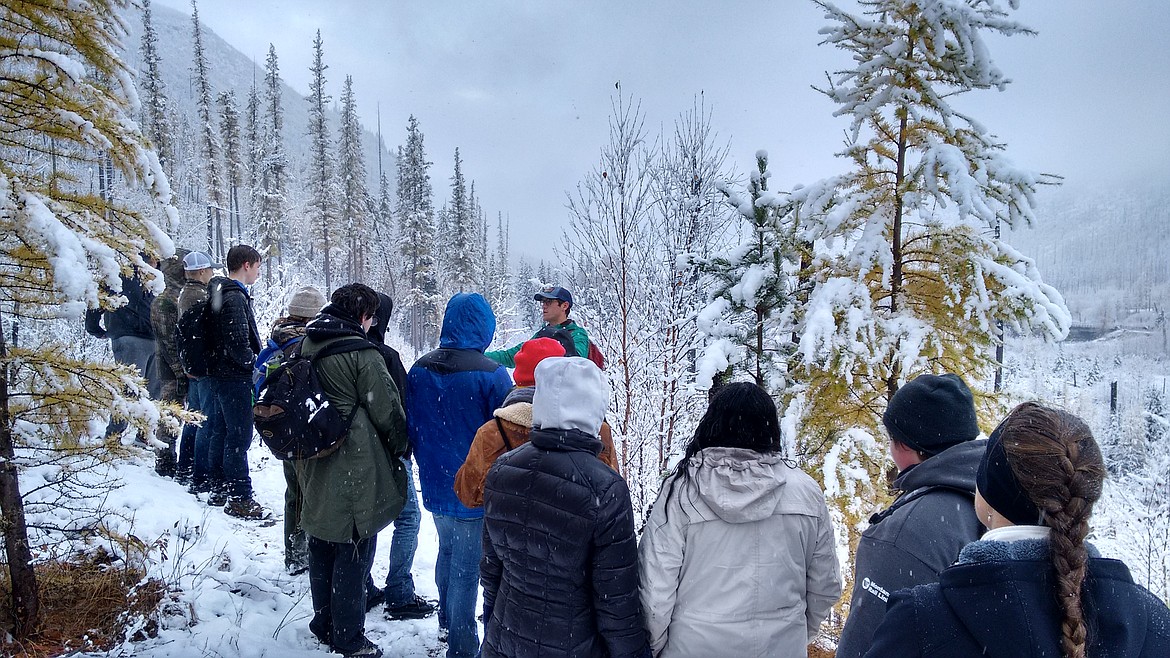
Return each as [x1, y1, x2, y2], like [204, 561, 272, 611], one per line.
[534, 285, 573, 306]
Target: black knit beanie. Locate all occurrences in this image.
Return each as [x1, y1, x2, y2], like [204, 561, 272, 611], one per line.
[882, 373, 980, 455]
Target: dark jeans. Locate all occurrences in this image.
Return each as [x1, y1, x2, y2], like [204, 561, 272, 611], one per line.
[308, 534, 376, 654]
[284, 461, 307, 569]
[384, 458, 421, 605]
[177, 377, 206, 478]
[204, 377, 254, 498]
[189, 377, 213, 486]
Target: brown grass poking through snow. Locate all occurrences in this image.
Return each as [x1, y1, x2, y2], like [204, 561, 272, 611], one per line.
[0, 550, 166, 657]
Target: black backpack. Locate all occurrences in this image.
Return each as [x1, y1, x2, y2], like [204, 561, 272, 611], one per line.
[253, 338, 375, 461]
[176, 299, 213, 377]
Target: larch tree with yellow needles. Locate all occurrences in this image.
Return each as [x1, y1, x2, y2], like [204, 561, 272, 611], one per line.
[0, 0, 180, 638]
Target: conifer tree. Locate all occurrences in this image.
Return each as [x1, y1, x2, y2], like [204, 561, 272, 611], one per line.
[306, 31, 336, 290]
[337, 75, 369, 283]
[217, 90, 244, 243]
[255, 45, 286, 280]
[397, 116, 440, 350]
[796, 0, 1070, 441]
[767, 0, 1075, 554]
[696, 151, 793, 392]
[138, 0, 173, 178]
[0, 0, 180, 636]
[245, 82, 260, 190]
[190, 0, 225, 260]
[447, 148, 477, 291]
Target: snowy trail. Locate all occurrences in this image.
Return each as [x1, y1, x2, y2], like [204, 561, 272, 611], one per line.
[93, 446, 454, 657]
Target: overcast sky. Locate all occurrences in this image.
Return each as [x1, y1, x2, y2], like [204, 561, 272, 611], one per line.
[153, 0, 1170, 260]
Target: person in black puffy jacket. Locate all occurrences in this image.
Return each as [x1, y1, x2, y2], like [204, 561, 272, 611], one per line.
[480, 356, 648, 658]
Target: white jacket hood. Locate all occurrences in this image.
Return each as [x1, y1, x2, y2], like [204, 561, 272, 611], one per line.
[686, 447, 804, 524]
[531, 357, 608, 437]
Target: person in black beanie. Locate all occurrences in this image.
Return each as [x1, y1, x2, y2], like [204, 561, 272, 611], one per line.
[836, 373, 987, 658]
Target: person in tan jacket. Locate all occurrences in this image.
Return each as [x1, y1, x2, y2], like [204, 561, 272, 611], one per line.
[454, 337, 619, 508]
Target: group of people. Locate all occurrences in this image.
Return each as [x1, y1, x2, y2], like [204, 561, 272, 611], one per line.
[87, 245, 268, 519]
[91, 264, 1170, 657]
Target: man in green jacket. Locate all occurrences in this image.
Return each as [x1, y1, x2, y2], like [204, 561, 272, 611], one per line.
[485, 285, 590, 367]
[297, 283, 408, 658]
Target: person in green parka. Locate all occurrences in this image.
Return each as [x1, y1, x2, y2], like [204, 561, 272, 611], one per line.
[296, 283, 408, 658]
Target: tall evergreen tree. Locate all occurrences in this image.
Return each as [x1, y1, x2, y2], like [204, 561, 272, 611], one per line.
[771, 0, 1075, 550]
[138, 0, 172, 178]
[189, 0, 224, 260]
[255, 45, 286, 281]
[337, 75, 369, 283]
[0, 0, 180, 636]
[446, 148, 477, 291]
[306, 31, 335, 290]
[396, 116, 440, 351]
[217, 90, 244, 243]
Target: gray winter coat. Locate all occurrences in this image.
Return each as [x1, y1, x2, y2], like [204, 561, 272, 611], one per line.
[835, 439, 987, 658]
[639, 447, 842, 658]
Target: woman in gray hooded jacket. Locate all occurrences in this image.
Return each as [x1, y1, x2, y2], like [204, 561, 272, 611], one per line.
[639, 383, 842, 658]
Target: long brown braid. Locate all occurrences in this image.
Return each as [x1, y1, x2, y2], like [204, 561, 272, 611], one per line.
[997, 402, 1106, 658]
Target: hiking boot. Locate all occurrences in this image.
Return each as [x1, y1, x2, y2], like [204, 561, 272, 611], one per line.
[188, 479, 210, 496]
[339, 638, 382, 658]
[224, 496, 270, 520]
[154, 449, 176, 478]
[206, 488, 228, 507]
[174, 469, 192, 487]
[365, 586, 385, 613]
[386, 595, 437, 620]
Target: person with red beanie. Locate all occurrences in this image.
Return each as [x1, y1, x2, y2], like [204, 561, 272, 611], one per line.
[454, 338, 619, 508]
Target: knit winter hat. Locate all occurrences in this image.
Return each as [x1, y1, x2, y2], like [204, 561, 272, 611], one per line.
[287, 286, 327, 320]
[513, 337, 566, 387]
[882, 373, 980, 455]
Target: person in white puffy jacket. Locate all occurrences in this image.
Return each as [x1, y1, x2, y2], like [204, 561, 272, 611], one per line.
[638, 382, 843, 658]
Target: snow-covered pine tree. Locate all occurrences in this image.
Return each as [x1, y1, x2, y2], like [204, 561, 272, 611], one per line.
[255, 45, 287, 281]
[0, 0, 181, 636]
[797, 0, 1070, 433]
[245, 82, 260, 191]
[368, 123, 399, 298]
[788, 0, 1072, 551]
[649, 98, 735, 468]
[306, 31, 335, 291]
[695, 151, 795, 394]
[138, 0, 173, 179]
[189, 0, 225, 260]
[446, 148, 477, 292]
[217, 90, 244, 244]
[337, 75, 369, 284]
[397, 116, 440, 351]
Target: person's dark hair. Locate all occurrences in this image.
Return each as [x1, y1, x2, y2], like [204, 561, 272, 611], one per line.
[331, 283, 379, 323]
[658, 383, 784, 523]
[996, 402, 1105, 658]
[225, 244, 261, 271]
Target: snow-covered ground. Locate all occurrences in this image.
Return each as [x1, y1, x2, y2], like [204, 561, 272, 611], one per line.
[90, 448, 454, 657]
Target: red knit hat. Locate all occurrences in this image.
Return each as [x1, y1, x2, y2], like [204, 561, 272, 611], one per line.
[513, 338, 566, 387]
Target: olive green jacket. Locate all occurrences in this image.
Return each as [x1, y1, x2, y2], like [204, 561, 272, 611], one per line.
[295, 335, 408, 543]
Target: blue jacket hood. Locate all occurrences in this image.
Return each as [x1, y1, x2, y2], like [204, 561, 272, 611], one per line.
[439, 293, 496, 352]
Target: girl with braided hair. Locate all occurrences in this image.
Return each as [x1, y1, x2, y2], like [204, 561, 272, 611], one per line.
[865, 401, 1170, 657]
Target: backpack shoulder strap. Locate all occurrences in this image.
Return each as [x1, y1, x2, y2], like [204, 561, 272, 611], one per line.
[304, 337, 374, 362]
[495, 416, 513, 451]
